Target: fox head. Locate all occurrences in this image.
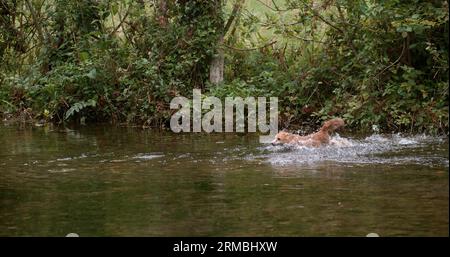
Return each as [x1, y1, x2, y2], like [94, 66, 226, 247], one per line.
[271, 131, 295, 145]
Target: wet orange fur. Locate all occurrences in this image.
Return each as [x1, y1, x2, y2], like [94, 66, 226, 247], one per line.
[272, 118, 345, 147]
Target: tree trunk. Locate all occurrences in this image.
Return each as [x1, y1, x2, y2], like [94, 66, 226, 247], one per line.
[209, 0, 244, 85]
[209, 36, 224, 85]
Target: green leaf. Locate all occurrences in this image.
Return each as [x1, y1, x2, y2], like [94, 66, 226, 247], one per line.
[64, 100, 97, 120]
[86, 68, 97, 79]
[111, 3, 119, 15]
[79, 52, 89, 62]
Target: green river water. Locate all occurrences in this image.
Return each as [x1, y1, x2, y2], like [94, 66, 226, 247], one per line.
[0, 125, 448, 236]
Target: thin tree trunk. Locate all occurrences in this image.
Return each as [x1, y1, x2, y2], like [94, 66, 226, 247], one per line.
[209, 36, 224, 85]
[209, 0, 244, 85]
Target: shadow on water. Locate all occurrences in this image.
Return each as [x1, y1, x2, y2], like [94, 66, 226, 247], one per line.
[0, 124, 448, 236]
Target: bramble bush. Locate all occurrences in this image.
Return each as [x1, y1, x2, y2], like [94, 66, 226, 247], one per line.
[0, 0, 448, 134]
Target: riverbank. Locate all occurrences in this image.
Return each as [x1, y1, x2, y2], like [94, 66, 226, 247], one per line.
[1, 1, 448, 136]
[1, 109, 448, 138]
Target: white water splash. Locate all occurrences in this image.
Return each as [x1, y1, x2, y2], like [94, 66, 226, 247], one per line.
[132, 153, 164, 160]
[56, 153, 88, 161]
[262, 133, 448, 167]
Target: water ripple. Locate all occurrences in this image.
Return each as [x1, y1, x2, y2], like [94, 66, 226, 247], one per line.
[259, 134, 449, 167]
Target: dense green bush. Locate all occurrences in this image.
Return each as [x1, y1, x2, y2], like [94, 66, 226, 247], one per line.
[1, 0, 223, 127]
[216, 0, 449, 133]
[0, 0, 448, 134]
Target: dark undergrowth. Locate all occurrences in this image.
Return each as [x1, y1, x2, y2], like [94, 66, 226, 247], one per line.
[1, 0, 448, 135]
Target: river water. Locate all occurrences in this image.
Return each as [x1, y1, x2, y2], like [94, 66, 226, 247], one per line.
[0, 125, 448, 236]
